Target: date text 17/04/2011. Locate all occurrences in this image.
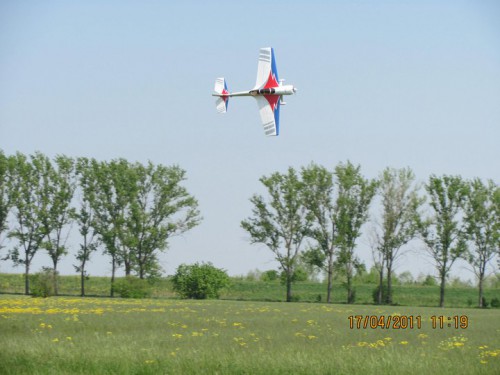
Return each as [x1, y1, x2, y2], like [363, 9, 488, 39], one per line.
[348, 315, 469, 329]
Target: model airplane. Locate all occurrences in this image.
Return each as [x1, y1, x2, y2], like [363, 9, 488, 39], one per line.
[212, 47, 296, 136]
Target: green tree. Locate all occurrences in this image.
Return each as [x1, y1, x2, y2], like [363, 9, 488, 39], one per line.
[89, 158, 201, 296]
[172, 262, 229, 299]
[241, 167, 312, 302]
[0, 151, 14, 256]
[300, 163, 338, 302]
[89, 159, 134, 297]
[74, 157, 100, 296]
[419, 175, 468, 307]
[127, 162, 201, 279]
[371, 167, 424, 304]
[463, 178, 499, 307]
[335, 161, 377, 304]
[39, 155, 76, 295]
[7, 152, 47, 295]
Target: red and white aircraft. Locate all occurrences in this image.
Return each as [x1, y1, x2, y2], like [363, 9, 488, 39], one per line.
[212, 47, 296, 136]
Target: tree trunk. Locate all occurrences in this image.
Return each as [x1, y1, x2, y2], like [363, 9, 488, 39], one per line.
[377, 265, 384, 305]
[24, 261, 30, 295]
[478, 271, 484, 308]
[80, 259, 86, 297]
[439, 273, 446, 308]
[346, 272, 353, 304]
[53, 260, 59, 296]
[110, 257, 116, 297]
[386, 261, 393, 305]
[286, 270, 293, 302]
[326, 253, 334, 303]
[124, 263, 131, 276]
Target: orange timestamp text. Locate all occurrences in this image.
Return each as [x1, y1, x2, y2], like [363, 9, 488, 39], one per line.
[348, 315, 469, 329]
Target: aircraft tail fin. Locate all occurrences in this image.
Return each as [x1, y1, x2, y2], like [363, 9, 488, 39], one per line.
[213, 77, 229, 113]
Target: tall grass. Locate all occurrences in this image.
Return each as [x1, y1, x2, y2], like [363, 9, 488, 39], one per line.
[0, 296, 499, 374]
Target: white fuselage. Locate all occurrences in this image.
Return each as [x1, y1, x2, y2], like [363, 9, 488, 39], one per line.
[212, 84, 296, 97]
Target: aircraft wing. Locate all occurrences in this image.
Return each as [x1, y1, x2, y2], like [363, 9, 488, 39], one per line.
[254, 95, 280, 136]
[253, 47, 280, 90]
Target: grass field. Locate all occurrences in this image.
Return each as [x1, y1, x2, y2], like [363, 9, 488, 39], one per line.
[1, 295, 499, 374]
[2, 273, 499, 308]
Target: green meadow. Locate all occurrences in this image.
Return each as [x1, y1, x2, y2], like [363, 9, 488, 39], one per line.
[1, 295, 499, 374]
[1, 273, 499, 307]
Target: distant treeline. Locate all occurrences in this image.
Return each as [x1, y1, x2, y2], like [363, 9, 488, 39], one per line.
[0, 151, 498, 307]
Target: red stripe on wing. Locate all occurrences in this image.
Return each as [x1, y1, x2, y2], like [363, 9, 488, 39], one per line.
[263, 72, 279, 89]
[264, 95, 280, 111]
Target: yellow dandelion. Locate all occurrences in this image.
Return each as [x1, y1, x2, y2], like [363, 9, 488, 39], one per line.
[170, 352, 176, 357]
[400, 341, 408, 345]
[106, 331, 113, 335]
[52, 338, 59, 343]
[307, 335, 317, 340]
[66, 337, 72, 341]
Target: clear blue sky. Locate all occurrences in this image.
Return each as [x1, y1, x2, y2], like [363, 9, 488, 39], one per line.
[1, 1, 499, 280]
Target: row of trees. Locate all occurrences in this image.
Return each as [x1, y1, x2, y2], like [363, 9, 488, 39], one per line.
[0, 151, 201, 296]
[241, 162, 499, 307]
[1, 151, 498, 306]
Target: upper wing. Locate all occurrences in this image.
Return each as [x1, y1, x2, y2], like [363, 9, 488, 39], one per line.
[253, 47, 280, 90]
[254, 95, 280, 136]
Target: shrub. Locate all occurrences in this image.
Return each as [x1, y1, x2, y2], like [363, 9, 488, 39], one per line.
[280, 267, 308, 284]
[245, 269, 262, 281]
[260, 270, 278, 282]
[172, 262, 229, 299]
[422, 275, 437, 286]
[113, 276, 152, 298]
[30, 267, 56, 298]
[491, 298, 500, 308]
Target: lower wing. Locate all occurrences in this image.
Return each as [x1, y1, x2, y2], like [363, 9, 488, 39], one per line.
[254, 95, 280, 136]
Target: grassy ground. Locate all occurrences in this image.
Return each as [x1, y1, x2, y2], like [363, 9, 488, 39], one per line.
[1, 295, 499, 374]
[1, 273, 499, 308]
